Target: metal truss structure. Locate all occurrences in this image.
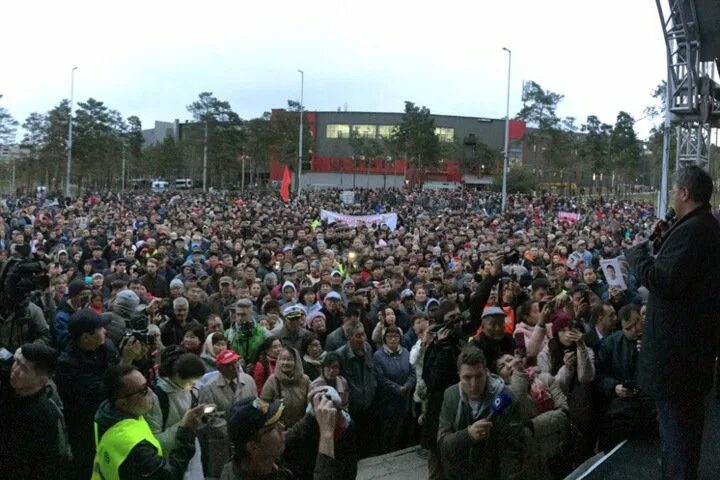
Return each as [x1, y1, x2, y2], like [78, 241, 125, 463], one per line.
[656, 0, 720, 213]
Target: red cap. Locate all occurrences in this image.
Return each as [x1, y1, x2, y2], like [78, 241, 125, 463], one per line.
[216, 349, 240, 366]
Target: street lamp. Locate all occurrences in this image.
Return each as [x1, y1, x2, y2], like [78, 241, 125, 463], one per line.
[297, 69, 304, 200]
[66, 66, 78, 198]
[501, 48, 511, 212]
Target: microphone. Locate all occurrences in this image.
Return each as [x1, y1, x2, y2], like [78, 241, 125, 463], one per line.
[486, 390, 513, 421]
[649, 208, 676, 242]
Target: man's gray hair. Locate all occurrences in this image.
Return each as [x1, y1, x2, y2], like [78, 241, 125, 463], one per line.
[173, 296, 189, 310]
[674, 165, 713, 205]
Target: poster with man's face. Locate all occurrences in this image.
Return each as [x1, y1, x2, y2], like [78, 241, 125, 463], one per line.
[600, 258, 627, 291]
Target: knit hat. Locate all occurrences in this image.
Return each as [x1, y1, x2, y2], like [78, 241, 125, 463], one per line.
[550, 310, 572, 337]
[114, 289, 140, 313]
[170, 278, 185, 290]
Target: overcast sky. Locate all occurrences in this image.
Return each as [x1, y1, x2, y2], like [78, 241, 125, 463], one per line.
[2, 0, 667, 140]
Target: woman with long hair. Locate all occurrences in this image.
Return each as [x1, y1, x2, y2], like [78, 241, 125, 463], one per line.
[252, 336, 282, 393]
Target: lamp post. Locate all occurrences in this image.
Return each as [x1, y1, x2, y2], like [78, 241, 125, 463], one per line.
[297, 69, 304, 200]
[66, 66, 77, 198]
[501, 48, 511, 212]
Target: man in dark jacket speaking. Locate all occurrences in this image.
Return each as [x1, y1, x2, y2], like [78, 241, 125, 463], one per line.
[626, 165, 720, 480]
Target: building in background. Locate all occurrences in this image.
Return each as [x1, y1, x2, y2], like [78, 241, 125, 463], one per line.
[269, 110, 525, 189]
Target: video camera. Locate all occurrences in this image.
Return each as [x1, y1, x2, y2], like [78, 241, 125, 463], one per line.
[123, 313, 155, 345]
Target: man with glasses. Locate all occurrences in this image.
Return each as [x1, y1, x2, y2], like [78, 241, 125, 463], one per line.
[93, 364, 207, 480]
[627, 165, 720, 479]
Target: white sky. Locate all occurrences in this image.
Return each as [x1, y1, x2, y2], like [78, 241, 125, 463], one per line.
[1, 0, 666, 140]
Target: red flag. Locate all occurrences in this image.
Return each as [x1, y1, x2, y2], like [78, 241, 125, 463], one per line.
[280, 166, 291, 202]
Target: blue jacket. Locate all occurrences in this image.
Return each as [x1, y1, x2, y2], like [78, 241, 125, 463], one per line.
[372, 346, 416, 418]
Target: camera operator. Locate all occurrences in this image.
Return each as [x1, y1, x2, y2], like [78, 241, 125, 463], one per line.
[93, 364, 208, 480]
[420, 301, 464, 480]
[55, 308, 144, 478]
[103, 289, 141, 347]
[0, 257, 52, 353]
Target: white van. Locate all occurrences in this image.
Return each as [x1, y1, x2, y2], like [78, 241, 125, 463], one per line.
[175, 178, 193, 190]
[151, 180, 169, 192]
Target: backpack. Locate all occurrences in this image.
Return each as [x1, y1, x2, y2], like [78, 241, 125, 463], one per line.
[153, 385, 199, 431]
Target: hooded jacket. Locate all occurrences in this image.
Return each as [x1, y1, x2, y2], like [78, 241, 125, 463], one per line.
[145, 376, 204, 479]
[437, 374, 524, 480]
[260, 349, 311, 427]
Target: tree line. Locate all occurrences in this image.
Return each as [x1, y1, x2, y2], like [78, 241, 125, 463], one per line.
[0, 82, 659, 193]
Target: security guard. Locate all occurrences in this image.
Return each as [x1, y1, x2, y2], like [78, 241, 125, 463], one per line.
[92, 365, 207, 479]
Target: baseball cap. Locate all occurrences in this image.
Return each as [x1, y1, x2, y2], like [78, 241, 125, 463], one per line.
[68, 309, 110, 338]
[228, 397, 285, 448]
[481, 306, 506, 319]
[216, 349, 240, 366]
[219, 276, 233, 285]
[325, 291, 342, 301]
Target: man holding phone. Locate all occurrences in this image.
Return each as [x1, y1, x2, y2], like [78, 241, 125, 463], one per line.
[595, 305, 656, 449]
[93, 364, 209, 479]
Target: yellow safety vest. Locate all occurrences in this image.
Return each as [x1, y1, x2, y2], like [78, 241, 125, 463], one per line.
[92, 416, 163, 480]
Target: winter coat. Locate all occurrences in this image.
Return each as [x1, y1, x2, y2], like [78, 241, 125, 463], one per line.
[335, 341, 377, 415]
[420, 337, 460, 451]
[626, 205, 720, 400]
[506, 371, 569, 480]
[513, 322, 552, 359]
[140, 273, 170, 298]
[94, 400, 197, 480]
[0, 385, 69, 480]
[537, 343, 595, 395]
[146, 376, 204, 479]
[252, 355, 276, 393]
[225, 322, 267, 364]
[0, 301, 51, 353]
[302, 352, 325, 381]
[596, 330, 654, 416]
[53, 299, 77, 351]
[437, 375, 525, 480]
[101, 310, 130, 348]
[324, 326, 347, 352]
[320, 305, 344, 333]
[260, 353, 311, 427]
[55, 340, 119, 477]
[278, 324, 313, 353]
[372, 346, 416, 418]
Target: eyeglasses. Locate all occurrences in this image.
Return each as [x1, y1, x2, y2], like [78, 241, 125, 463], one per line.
[117, 383, 150, 400]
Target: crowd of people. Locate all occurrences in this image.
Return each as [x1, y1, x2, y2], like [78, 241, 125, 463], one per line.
[0, 182, 691, 479]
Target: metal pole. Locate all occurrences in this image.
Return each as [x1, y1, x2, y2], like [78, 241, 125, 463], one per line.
[121, 143, 126, 191]
[241, 155, 246, 191]
[297, 69, 304, 200]
[203, 115, 208, 192]
[501, 48, 511, 212]
[659, 77, 671, 215]
[66, 66, 77, 198]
